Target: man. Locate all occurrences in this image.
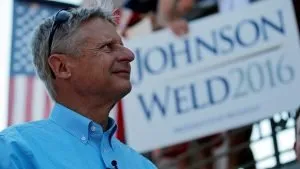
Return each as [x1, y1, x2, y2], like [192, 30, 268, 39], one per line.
[0, 3, 157, 169]
[294, 107, 300, 161]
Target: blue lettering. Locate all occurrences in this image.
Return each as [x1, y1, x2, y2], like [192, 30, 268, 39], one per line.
[131, 10, 286, 87]
[195, 30, 218, 60]
[262, 10, 285, 40]
[219, 25, 234, 54]
[138, 87, 170, 121]
[206, 76, 230, 105]
[236, 20, 260, 47]
[169, 39, 193, 69]
[144, 47, 168, 75]
[190, 83, 209, 109]
[174, 85, 191, 114]
[131, 48, 143, 86]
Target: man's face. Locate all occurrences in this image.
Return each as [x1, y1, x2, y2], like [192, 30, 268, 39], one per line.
[295, 116, 300, 161]
[69, 18, 134, 101]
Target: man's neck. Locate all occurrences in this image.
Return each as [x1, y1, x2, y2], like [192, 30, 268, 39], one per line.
[56, 95, 115, 131]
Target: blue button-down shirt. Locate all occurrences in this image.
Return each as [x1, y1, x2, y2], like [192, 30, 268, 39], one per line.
[0, 103, 157, 169]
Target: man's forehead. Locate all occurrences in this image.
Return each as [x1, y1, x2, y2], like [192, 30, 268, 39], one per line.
[78, 18, 121, 43]
[81, 17, 116, 31]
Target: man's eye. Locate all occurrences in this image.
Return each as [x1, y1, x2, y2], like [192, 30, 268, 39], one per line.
[103, 44, 109, 48]
[101, 44, 112, 51]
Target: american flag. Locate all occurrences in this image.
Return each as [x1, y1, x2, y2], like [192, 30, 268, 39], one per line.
[8, 0, 72, 126]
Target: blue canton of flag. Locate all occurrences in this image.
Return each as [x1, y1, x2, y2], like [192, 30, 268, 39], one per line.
[8, 0, 72, 126]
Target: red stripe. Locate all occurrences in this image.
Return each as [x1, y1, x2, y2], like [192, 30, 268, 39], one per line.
[8, 79, 15, 126]
[25, 78, 34, 122]
[44, 93, 51, 118]
[116, 101, 126, 143]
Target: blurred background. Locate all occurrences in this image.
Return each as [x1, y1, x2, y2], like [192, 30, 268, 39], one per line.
[0, 0, 300, 169]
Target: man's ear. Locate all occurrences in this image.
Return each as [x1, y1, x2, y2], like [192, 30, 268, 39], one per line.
[48, 54, 72, 79]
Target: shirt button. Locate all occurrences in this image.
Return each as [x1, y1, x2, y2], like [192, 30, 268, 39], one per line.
[81, 136, 86, 141]
[91, 126, 96, 132]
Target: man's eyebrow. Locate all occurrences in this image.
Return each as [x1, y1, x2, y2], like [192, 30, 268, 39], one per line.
[92, 37, 123, 50]
[94, 39, 113, 48]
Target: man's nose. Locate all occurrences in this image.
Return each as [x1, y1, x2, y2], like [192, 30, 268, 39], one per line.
[119, 47, 135, 62]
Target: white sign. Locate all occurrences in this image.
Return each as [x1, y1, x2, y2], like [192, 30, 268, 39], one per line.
[123, 0, 300, 152]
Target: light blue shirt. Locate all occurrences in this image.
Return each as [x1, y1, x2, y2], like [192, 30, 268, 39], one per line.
[0, 103, 157, 169]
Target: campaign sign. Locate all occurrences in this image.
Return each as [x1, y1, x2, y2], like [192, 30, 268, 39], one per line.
[123, 0, 300, 152]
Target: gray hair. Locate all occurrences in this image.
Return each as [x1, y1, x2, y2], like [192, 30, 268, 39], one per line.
[31, 4, 116, 100]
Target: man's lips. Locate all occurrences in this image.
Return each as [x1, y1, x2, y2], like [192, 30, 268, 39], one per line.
[112, 69, 131, 78]
[112, 69, 130, 74]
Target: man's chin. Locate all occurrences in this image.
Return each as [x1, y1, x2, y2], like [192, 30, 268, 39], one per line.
[123, 84, 132, 95]
[118, 82, 132, 98]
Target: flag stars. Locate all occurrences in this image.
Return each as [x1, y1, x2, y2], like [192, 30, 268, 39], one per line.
[25, 65, 34, 73]
[16, 6, 25, 15]
[13, 63, 21, 72]
[11, 3, 58, 75]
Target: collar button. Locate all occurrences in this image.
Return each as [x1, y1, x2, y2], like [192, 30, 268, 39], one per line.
[81, 136, 87, 141]
[91, 126, 96, 132]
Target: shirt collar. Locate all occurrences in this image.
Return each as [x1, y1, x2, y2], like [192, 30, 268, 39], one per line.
[49, 103, 117, 144]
